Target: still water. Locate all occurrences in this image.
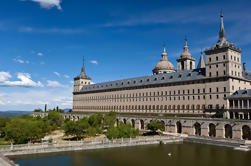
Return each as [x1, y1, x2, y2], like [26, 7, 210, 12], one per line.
[11, 142, 251, 166]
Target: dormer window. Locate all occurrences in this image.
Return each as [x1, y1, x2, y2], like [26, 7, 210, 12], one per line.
[170, 76, 173, 79]
[178, 74, 182, 78]
[154, 78, 157, 81]
[161, 77, 165, 80]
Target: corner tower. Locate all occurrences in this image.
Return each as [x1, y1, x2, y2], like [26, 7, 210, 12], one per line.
[177, 38, 195, 71]
[205, 11, 242, 78]
[73, 58, 92, 92]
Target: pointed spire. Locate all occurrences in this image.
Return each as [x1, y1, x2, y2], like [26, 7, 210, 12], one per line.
[216, 9, 229, 47]
[81, 56, 86, 73]
[161, 42, 168, 61]
[180, 36, 191, 58]
[197, 48, 205, 69]
[219, 9, 226, 40]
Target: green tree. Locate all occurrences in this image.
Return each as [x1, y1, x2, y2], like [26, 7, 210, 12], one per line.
[147, 120, 165, 133]
[47, 111, 63, 127]
[103, 111, 116, 128]
[0, 118, 10, 137]
[44, 104, 47, 112]
[4, 117, 46, 144]
[106, 123, 139, 139]
[88, 113, 103, 128]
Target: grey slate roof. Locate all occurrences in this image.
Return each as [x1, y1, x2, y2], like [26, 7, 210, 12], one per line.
[79, 68, 206, 93]
[243, 72, 251, 80]
[227, 89, 251, 99]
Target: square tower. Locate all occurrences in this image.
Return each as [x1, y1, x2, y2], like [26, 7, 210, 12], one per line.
[205, 12, 242, 78]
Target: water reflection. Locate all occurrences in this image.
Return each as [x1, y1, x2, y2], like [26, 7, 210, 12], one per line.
[12, 142, 251, 166]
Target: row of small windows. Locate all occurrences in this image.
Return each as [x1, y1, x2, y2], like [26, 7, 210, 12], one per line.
[79, 87, 227, 100]
[76, 94, 226, 103]
[208, 55, 239, 62]
[74, 104, 223, 111]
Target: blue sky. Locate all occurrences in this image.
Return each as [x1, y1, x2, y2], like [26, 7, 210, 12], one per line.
[0, 0, 251, 111]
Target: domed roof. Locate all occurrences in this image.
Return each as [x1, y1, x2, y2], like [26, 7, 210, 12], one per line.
[153, 46, 176, 73]
[154, 60, 175, 70]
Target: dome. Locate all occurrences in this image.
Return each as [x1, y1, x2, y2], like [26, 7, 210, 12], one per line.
[152, 45, 176, 74]
[154, 60, 175, 71]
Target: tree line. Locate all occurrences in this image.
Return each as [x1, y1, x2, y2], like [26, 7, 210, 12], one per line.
[0, 110, 165, 145]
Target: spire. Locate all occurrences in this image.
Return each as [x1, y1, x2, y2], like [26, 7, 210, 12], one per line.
[197, 48, 205, 69]
[219, 9, 226, 40]
[216, 9, 229, 47]
[74, 57, 91, 80]
[81, 57, 86, 73]
[180, 36, 191, 58]
[161, 42, 168, 61]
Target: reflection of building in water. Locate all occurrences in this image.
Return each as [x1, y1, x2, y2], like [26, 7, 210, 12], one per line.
[73, 13, 251, 120]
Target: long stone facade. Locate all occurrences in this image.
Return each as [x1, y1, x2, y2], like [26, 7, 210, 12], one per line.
[72, 13, 251, 118]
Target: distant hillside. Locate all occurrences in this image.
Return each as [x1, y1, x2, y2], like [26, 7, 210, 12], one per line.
[0, 111, 32, 118]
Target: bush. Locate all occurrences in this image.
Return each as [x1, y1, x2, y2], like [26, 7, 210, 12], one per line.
[106, 123, 139, 139]
[147, 120, 165, 133]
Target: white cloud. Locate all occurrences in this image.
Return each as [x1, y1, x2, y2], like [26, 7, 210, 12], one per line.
[0, 72, 43, 87]
[64, 74, 70, 79]
[47, 80, 64, 87]
[53, 71, 60, 77]
[0, 88, 73, 110]
[37, 52, 43, 56]
[0, 72, 11, 82]
[13, 57, 29, 64]
[40, 61, 45, 65]
[90, 60, 98, 65]
[19, 26, 85, 34]
[22, 0, 62, 10]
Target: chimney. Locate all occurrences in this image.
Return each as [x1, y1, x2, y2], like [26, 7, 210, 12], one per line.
[243, 62, 247, 73]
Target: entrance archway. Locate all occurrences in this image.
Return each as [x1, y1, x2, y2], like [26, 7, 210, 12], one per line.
[176, 121, 182, 134]
[225, 124, 232, 139]
[209, 123, 216, 137]
[131, 119, 135, 128]
[140, 120, 144, 130]
[194, 122, 201, 136]
[123, 119, 127, 124]
[242, 125, 251, 140]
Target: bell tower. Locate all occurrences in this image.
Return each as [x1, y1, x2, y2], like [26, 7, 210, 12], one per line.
[205, 11, 242, 78]
[73, 57, 92, 92]
[177, 38, 195, 71]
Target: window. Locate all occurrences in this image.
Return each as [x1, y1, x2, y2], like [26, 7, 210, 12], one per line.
[216, 95, 219, 99]
[216, 64, 218, 68]
[209, 57, 211, 62]
[216, 87, 219, 92]
[198, 96, 200, 100]
[232, 86, 234, 90]
[209, 72, 212, 77]
[209, 65, 211, 69]
[224, 70, 226, 75]
[203, 88, 205, 93]
[224, 87, 226, 92]
[216, 71, 218, 76]
[223, 55, 226, 59]
[198, 89, 200, 93]
[209, 88, 212, 93]
[193, 89, 195, 94]
[216, 56, 218, 61]
[209, 95, 212, 99]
